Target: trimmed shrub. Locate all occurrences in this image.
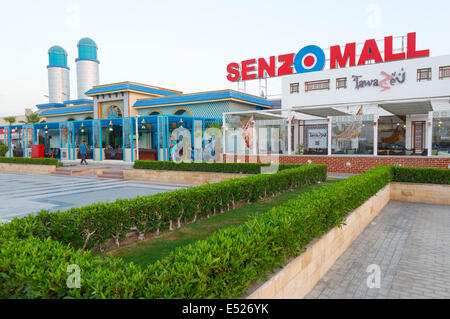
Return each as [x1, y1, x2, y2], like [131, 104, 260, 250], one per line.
[392, 166, 450, 184]
[0, 157, 58, 166]
[0, 166, 395, 299]
[0, 145, 8, 157]
[0, 236, 146, 299]
[1, 164, 327, 250]
[133, 160, 301, 174]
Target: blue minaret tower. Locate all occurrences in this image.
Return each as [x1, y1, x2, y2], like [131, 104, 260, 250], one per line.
[47, 45, 70, 103]
[76, 37, 99, 99]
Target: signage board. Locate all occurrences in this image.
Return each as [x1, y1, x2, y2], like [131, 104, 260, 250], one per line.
[227, 32, 429, 82]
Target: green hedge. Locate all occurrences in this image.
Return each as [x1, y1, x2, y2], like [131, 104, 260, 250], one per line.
[392, 166, 450, 184]
[0, 165, 395, 298]
[134, 160, 301, 174]
[3, 165, 449, 298]
[0, 145, 8, 157]
[1, 164, 326, 251]
[0, 157, 58, 166]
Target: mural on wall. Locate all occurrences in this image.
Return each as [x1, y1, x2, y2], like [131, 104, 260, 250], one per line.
[101, 102, 124, 119]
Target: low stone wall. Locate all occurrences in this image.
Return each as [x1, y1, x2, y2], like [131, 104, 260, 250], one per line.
[247, 182, 450, 299]
[247, 184, 391, 299]
[123, 169, 249, 185]
[390, 182, 450, 205]
[223, 154, 450, 174]
[0, 163, 56, 174]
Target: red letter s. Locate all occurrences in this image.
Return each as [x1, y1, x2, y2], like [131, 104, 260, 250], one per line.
[226, 62, 240, 82]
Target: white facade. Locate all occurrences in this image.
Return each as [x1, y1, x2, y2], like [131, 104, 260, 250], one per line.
[48, 67, 70, 103]
[76, 60, 99, 99]
[282, 54, 450, 109]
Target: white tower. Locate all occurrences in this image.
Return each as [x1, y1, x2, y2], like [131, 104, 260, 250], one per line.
[76, 37, 99, 99]
[47, 46, 70, 103]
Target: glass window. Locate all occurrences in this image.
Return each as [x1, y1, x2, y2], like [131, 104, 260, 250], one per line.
[336, 77, 347, 89]
[439, 66, 450, 80]
[331, 115, 374, 155]
[290, 83, 299, 94]
[417, 68, 432, 81]
[378, 116, 406, 156]
[301, 120, 328, 155]
[305, 80, 330, 92]
[432, 111, 450, 156]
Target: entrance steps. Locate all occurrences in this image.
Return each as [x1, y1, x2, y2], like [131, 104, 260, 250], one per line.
[96, 170, 124, 180]
[52, 168, 73, 176]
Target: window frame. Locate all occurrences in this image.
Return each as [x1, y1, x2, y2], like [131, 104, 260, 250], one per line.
[336, 77, 347, 90]
[290, 82, 300, 94]
[439, 66, 450, 80]
[417, 68, 432, 82]
[305, 79, 330, 92]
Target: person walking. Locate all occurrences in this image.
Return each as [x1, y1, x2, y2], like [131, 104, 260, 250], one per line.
[79, 140, 88, 165]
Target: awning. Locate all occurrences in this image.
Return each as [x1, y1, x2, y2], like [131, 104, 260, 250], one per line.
[292, 107, 349, 118]
[378, 101, 432, 116]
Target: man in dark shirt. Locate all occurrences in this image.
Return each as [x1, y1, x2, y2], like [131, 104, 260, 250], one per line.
[79, 141, 88, 165]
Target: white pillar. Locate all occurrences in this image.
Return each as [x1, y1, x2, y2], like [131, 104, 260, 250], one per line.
[373, 115, 378, 156]
[252, 118, 257, 156]
[327, 116, 332, 155]
[222, 114, 226, 157]
[427, 111, 433, 156]
[287, 114, 292, 155]
[135, 116, 139, 161]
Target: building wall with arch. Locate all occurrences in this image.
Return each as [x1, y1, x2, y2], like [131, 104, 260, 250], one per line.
[43, 113, 94, 122]
[135, 100, 261, 118]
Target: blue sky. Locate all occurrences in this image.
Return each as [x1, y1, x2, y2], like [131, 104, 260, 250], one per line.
[0, 0, 449, 116]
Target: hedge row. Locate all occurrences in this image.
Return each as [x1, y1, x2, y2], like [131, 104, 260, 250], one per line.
[133, 160, 301, 174]
[1, 164, 327, 251]
[392, 166, 449, 184]
[2, 166, 447, 298]
[0, 157, 58, 166]
[0, 165, 392, 298]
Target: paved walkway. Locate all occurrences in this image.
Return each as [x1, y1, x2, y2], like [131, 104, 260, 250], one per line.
[307, 201, 450, 299]
[0, 172, 187, 223]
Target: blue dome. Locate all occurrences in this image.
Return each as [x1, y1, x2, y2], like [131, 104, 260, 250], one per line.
[76, 37, 98, 62]
[48, 45, 68, 68]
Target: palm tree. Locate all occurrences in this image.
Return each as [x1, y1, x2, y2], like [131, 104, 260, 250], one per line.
[19, 113, 40, 124]
[3, 116, 16, 126]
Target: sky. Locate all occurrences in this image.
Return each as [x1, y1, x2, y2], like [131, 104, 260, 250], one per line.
[0, 0, 449, 116]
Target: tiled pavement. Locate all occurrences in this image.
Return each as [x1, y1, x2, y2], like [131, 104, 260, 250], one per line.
[307, 201, 450, 299]
[0, 172, 187, 223]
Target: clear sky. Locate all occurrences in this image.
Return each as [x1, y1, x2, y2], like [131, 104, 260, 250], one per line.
[0, 0, 449, 116]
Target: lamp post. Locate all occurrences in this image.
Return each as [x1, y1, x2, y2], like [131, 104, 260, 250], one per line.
[44, 125, 48, 149]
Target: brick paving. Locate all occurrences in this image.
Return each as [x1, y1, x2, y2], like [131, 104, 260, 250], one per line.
[306, 201, 450, 299]
[0, 172, 186, 223]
